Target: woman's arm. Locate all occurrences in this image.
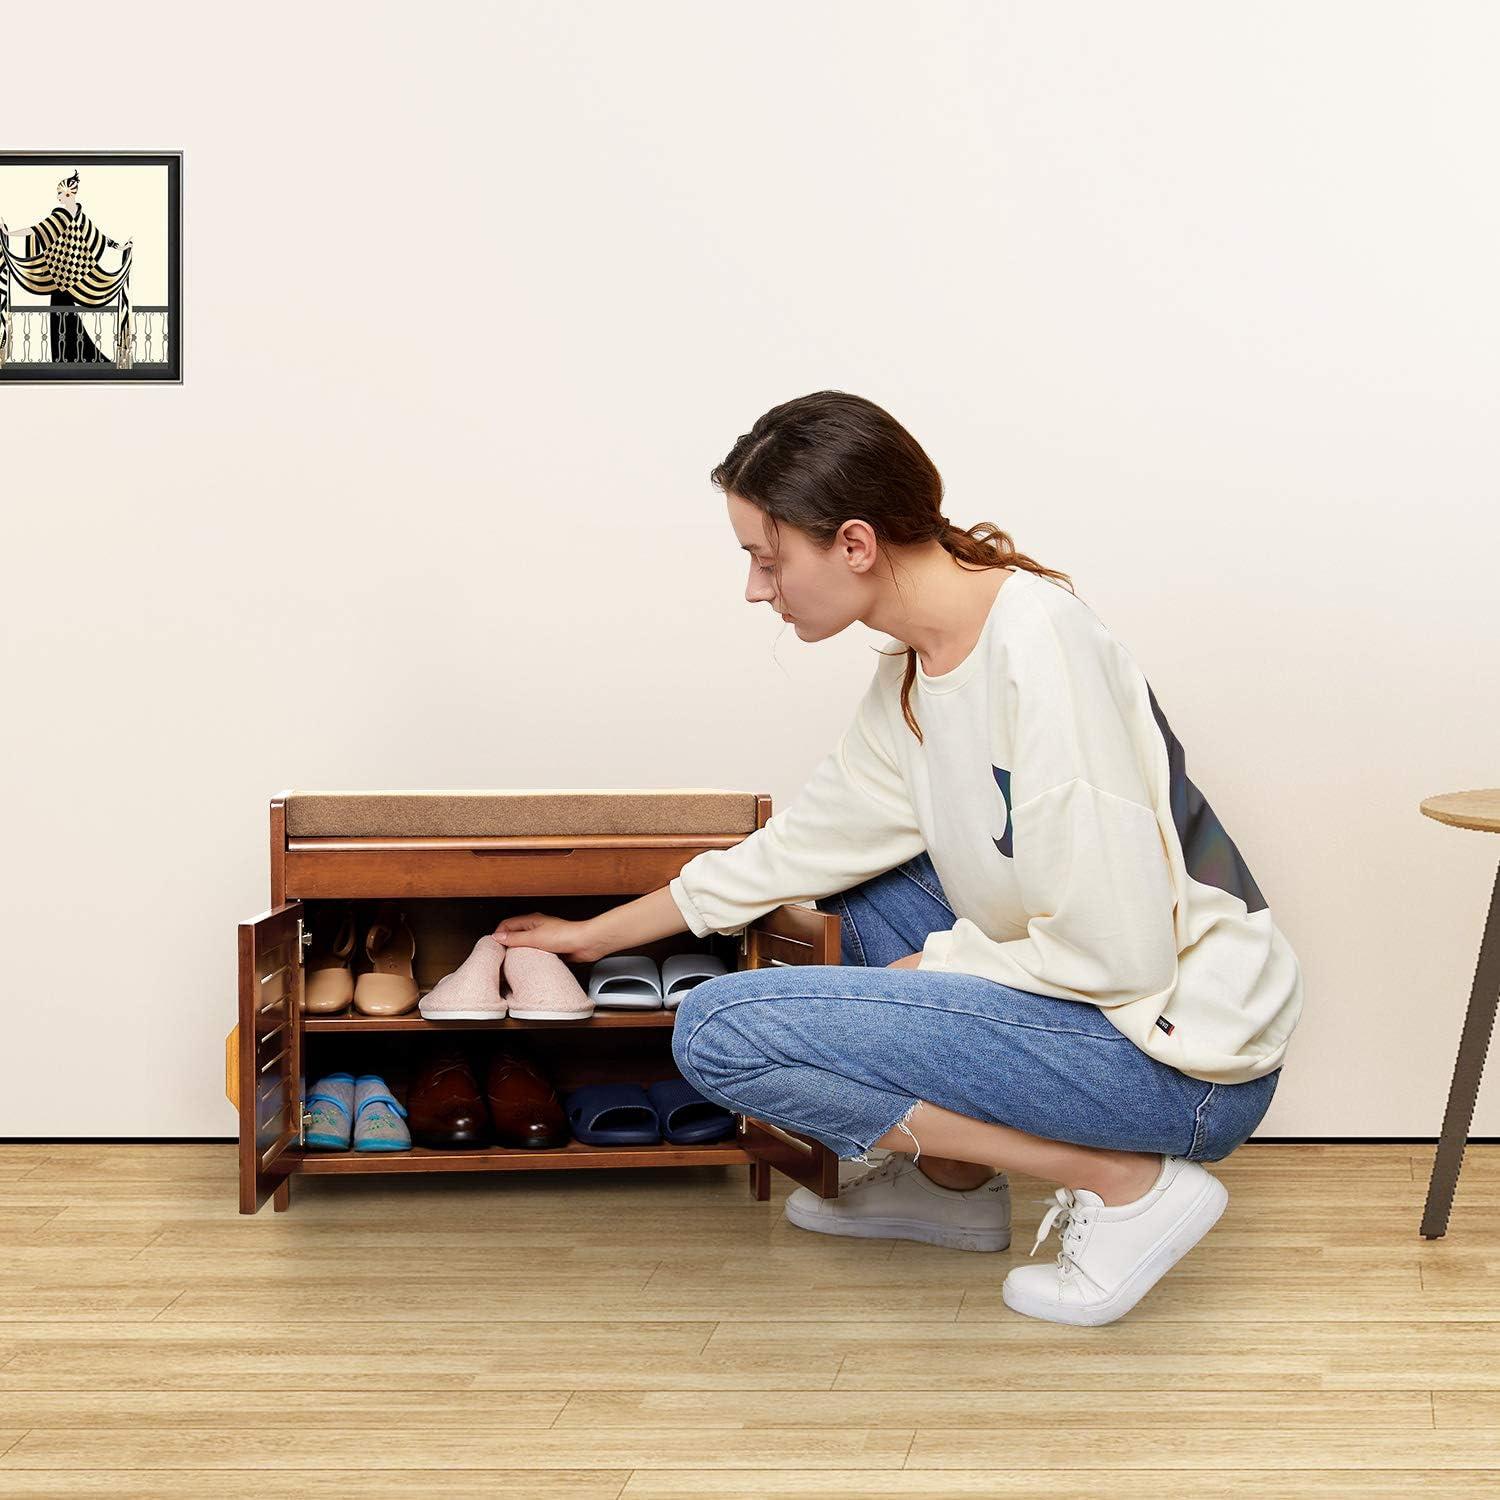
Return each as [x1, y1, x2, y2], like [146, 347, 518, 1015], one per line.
[585, 885, 689, 956]
[494, 660, 920, 964]
[493, 884, 686, 963]
[666, 665, 923, 940]
[499, 884, 920, 967]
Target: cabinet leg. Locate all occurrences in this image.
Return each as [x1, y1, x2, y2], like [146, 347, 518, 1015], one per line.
[748, 1159, 770, 1201]
[272, 1177, 291, 1213]
[1422, 856, 1500, 1239]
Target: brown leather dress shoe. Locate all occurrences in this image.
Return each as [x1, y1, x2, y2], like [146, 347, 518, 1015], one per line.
[407, 1050, 489, 1148]
[485, 1050, 570, 1149]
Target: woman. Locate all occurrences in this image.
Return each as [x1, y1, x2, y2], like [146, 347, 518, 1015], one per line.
[494, 390, 1303, 1327]
[0, 169, 132, 367]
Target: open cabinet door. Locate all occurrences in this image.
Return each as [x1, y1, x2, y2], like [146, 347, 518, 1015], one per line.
[237, 902, 305, 1214]
[738, 902, 843, 1202]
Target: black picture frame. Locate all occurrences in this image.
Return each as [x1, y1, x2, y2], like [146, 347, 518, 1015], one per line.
[0, 150, 182, 383]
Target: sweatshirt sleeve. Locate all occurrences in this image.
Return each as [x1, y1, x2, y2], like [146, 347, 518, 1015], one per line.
[916, 604, 1179, 1005]
[916, 777, 1178, 1005]
[669, 664, 924, 938]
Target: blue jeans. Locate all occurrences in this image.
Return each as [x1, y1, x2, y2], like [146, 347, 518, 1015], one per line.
[671, 849, 1280, 1166]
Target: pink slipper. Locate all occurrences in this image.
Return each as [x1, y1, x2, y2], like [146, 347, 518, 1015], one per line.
[503, 946, 595, 1021]
[419, 934, 508, 1020]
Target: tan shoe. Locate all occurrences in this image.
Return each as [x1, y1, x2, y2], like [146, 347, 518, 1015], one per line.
[353, 907, 419, 1016]
[303, 904, 356, 1014]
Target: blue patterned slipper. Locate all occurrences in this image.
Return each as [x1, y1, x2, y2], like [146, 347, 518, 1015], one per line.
[352, 1074, 411, 1152]
[304, 1072, 355, 1150]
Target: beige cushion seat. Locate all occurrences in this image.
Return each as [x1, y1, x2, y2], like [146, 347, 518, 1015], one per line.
[283, 788, 761, 840]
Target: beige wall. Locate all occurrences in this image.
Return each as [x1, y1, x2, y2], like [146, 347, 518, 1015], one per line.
[3, 1, 1497, 1138]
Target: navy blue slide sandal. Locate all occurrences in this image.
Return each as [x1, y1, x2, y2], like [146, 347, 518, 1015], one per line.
[647, 1077, 737, 1145]
[565, 1083, 661, 1146]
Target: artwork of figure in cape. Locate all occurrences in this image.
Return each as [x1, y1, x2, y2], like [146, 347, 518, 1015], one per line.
[0, 168, 133, 365]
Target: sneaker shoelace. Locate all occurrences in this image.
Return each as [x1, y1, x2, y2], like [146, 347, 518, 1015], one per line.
[846, 1155, 905, 1193]
[1029, 1187, 1091, 1279]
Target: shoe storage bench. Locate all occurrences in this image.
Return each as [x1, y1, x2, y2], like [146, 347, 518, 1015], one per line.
[227, 790, 843, 1215]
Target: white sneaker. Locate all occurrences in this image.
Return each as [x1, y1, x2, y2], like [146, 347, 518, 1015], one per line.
[1001, 1154, 1228, 1326]
[783, 1154, 1011, 1251]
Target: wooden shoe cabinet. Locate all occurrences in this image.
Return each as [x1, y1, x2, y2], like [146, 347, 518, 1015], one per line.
[227, 790, 844, 1215]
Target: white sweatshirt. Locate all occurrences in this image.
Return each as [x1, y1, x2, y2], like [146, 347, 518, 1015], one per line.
[669, 564, 1302, 1085]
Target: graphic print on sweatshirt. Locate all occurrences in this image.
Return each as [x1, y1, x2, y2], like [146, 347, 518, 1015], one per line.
[1145, 682, 1268, 914]
[991, 764, 1014, 859]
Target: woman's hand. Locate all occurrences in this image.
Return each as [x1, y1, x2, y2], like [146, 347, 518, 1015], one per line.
[494, 913, 606, 964]
[887, 952, 922, 969]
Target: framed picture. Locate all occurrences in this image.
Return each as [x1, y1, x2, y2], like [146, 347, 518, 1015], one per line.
[0, 150, 181, 383]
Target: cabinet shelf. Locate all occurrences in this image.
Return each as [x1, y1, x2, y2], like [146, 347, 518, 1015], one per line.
[302, 1008, 680, 1032]
[290, 1137, 754, 1173]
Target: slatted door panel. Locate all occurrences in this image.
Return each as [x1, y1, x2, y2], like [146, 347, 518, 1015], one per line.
[237, 902, 304, 1213]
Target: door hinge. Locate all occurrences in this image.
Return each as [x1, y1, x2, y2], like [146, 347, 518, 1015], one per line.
[298, 916, 311, 961]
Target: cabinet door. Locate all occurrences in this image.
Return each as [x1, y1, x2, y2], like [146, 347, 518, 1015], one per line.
[237, 902, 305, 1214]
[737, 903, 842, 1200]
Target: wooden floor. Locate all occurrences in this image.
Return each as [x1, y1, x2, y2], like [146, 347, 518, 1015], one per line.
[0, 1142, 1497, 1497]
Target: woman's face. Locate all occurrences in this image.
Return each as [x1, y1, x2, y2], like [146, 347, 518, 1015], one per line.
[56, 182, 77, 206]
[728, 490, 874, 643]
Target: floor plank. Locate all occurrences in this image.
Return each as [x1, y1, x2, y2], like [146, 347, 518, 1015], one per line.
[0, 1141, 1493, 1494]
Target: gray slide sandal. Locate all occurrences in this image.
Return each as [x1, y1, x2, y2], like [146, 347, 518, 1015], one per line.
[660, 951, 729, 1010]
[587, 954, 663, 1010]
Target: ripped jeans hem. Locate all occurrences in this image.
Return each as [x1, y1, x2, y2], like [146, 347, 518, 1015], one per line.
[700, 1089, 925, 1168]
[854, 1097, 924, 1166]
[677, 1006, 925, 1167]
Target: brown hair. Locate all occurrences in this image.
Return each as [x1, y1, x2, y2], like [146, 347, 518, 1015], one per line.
[710, 389, 1075, 744]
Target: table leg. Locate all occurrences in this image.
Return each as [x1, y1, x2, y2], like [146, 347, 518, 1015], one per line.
[1421, 856, 1500, 1238]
